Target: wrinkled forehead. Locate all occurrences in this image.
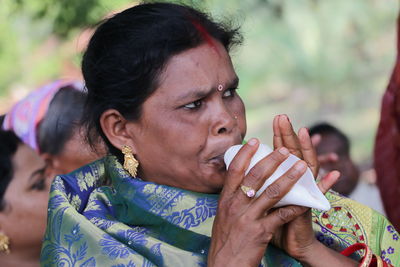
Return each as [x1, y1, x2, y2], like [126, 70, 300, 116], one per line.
[157, 42, 236, 94]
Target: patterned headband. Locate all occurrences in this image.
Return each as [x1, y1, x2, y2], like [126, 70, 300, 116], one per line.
[2, 80, 83, 153]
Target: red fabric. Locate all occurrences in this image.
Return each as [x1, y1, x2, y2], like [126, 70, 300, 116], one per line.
[341, 243, 393, 267]
[374, 15, 400, 232]
[340, 242, 368, 257]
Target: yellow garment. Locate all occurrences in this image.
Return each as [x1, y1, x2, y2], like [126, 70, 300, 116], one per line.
[312, 190, 399, 265]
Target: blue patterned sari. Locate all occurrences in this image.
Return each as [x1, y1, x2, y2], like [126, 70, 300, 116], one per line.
[40, 156, 400, 266]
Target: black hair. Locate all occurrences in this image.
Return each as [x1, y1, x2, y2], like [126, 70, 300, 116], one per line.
[82, 2, 242, 160]
[38, 86, 87, 155]
[0, 114, 5, 126]
[308, 122, 350, 156]
[0, 130, 21, 211]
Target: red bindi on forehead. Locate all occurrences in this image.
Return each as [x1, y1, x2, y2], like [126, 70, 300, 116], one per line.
[190, 20, 220, 55]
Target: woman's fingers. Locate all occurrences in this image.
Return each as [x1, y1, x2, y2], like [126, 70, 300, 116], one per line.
[261, 170, 339, 230]
[273, 115, 283, 149]
[277, 115, 303, 158]
[317, 170, 340, 194]
[298, 127, 319, 177]
[262, 205, 307, 233]
[224, 138, 260, 194]
[259, 169, 340, 238]
[235, 147, 291, 202]
[247, 160, 307, 218]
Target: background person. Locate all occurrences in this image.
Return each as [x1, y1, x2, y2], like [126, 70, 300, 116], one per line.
[2, 80, 105, 179]
[309, 122, 386, 215]
[0, 129, 51, 267]
[374, 12, 400, 232]
[0, 81, 105, 266]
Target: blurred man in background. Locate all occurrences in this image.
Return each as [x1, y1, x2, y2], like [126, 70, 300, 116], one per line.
[310, 122, 386, 215]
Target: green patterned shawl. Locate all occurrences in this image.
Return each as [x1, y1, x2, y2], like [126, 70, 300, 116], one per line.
[40, 156, 400, 266]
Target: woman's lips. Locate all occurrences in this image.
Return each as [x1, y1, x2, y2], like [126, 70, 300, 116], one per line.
[208, 154, 226, 170]
[207, 138, 242, 171]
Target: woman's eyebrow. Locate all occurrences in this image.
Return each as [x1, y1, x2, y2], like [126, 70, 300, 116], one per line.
[176, 87, 214, 102]
[228, 76, 239, 89]
[28, 166, 46, 181]
[176, 77, 239, 102]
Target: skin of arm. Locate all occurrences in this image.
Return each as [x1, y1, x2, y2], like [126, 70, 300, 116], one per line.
[298, 240, 358, 267]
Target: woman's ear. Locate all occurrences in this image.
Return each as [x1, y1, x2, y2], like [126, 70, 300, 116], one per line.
[100, 109, 137, 153]
[41, 153, 58, 180]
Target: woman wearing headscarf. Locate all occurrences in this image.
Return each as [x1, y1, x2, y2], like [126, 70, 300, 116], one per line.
[2, 80, 105, 179]
[1, 81, 105, 266]
[42, 3, 399, 266]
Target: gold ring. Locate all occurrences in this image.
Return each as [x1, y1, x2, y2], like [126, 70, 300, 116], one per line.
[240, 185, 256, 198]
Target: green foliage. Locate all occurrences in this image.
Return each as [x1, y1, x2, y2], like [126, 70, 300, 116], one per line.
[0, 0, 134, 97]
[0, 0, 398, 162]
[11, 0, 132, 38]
[206, 0, 398, 162]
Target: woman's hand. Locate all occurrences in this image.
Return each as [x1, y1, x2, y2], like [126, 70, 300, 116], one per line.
[271, 115, 356, 266]
[271, 115, 336, 258]
[208, 138, 309, 267]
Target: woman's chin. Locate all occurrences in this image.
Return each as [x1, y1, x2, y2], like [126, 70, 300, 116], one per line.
[197, 166, 226, 193]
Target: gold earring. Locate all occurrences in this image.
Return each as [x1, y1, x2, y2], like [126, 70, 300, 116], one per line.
[122, 145, 139, 177]
[0, 232, 10, 254]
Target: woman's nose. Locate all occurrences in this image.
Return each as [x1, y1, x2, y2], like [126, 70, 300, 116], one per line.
[211, 104, 237, 136]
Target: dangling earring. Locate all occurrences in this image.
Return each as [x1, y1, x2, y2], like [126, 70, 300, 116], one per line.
[0, 232, 10, 254]
[122, 145, 139, 177]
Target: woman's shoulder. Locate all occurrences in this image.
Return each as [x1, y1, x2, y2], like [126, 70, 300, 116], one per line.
[49, 156, 111, 212]
[42, 157, 115, 266]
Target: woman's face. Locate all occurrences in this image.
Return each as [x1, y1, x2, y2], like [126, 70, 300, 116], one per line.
[128, 42, 246, 193]
[0, 143, 51, 254]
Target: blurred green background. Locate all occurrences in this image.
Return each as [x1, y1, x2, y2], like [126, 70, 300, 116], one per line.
[0, 0, 398, 165]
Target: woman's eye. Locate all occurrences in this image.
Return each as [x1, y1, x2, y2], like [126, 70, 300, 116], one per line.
[222, 88, 236, 98]
[184, 100, 202, 109]
[30, 168, 47, 191]
[30, 178, 46, 191]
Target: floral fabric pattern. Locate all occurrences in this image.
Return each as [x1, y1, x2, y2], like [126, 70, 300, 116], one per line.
[100, 234, 134, 259]
[41, 156, 400, 266]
